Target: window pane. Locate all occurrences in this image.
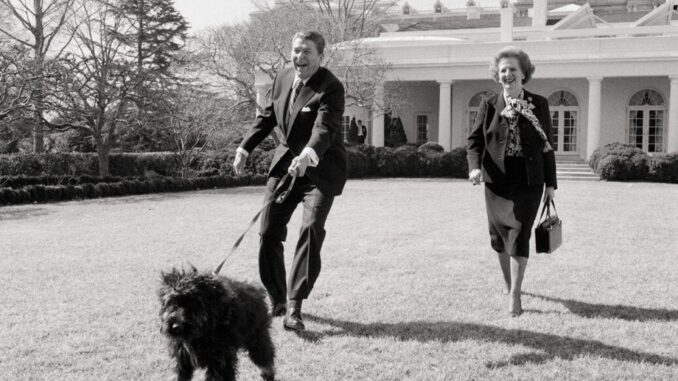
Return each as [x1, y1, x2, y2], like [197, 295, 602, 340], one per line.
[416, 115, 428, 144]
[342, 116, 350, 141]
[628, 110, 643, 148]
[551, 111, 559, 152]
[648, 110, 664, 152]
[563, 111, 577, 151]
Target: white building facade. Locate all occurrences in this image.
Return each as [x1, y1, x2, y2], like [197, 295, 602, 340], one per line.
[255, 0, 678, 160]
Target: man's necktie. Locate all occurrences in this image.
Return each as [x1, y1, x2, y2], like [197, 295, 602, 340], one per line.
[289, 79, 304, 114]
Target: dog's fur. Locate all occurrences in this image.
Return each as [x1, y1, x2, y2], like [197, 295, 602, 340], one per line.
[158, 267, 275, 381]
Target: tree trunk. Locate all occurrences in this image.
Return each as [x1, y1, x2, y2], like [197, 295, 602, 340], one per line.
[32, 0, 45, 153]
[97, 146, 110, 177]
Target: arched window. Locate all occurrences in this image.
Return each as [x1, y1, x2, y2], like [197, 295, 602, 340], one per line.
[434, 1, 442, 13]
[628, 89, 665, 152]
[467, 90, 496, 135]
[548, 90, 579, 153]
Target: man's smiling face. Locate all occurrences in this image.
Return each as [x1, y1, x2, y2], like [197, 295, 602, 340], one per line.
[291, 38, 322, 80]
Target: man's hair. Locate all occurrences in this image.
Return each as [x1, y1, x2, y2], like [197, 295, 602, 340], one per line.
[489, 46, 535, 84]
[293, 31, 326, 55]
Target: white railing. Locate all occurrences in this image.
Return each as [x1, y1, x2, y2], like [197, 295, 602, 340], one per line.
[379, 22, 678, 43]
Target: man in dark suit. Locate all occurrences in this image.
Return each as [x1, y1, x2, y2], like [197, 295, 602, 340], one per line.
[233, 31, 346, 331]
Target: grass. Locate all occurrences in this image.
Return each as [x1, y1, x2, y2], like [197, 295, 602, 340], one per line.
[1, 179, 677, 380]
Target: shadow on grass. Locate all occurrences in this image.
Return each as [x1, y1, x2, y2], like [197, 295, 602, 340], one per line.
[304, 314, 678, 368]
[524, 292, 678, 321]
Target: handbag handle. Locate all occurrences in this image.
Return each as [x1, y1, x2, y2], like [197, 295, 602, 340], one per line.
[538, 199, 558, 222]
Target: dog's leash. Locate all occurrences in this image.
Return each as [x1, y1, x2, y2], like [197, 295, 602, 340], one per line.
[214, 173, 297, 275]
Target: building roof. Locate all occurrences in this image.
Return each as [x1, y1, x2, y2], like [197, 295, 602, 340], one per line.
[380, 0, 678, 32]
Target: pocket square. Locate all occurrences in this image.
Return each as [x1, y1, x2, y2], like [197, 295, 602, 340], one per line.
[301, 106, 312, 112]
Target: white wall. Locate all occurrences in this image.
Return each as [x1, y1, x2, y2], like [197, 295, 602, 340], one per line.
[402, 82, 439, 144]
[600, 77, 669, 147]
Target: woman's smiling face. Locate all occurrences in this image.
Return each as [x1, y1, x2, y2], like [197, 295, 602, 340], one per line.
[498, 57, 524, 93]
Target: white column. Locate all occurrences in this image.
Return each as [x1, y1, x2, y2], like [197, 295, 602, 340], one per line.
[668, 76, 678, 153]
[437, 80, 453, 151]
[372, 84, 385, 147]
[586, 76, 603, 160]
[500, 1, 514, 42]
[531, 0, 547, 28]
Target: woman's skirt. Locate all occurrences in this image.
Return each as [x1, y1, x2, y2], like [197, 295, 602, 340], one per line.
[484, 181, 544, 258]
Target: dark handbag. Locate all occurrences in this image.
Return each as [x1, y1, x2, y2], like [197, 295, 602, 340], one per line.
[535, 200, 562, 254]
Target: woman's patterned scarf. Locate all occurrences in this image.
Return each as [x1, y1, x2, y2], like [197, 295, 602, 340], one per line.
[500, 92, 553, 152]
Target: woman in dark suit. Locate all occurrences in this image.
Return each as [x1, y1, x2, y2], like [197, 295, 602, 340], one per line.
[467, 46, 557, 317]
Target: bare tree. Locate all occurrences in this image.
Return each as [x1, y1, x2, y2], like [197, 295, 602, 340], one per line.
[197, 1, 405, 128]
[158, 85, 234, 178]
[43, 0, 138, 176]
[329, 41, 409, 119]
[0, 44, 35, 121]
[0, 0, 78, 152]
[190, 5, 319, 117]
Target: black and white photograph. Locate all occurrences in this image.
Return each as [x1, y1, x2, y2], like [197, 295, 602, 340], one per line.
[1, 0, 677, 380]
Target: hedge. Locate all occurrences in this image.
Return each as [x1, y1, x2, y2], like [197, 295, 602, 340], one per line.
[0, 152, 178, 177]
[0, 175, 144, 189]
[0, 144, 471, 206]
[589, 143, 678, 183]
[0, 175, 267, 206]
[649, 152, 678, 183]
[346, 144, 468, 178]
[1, 145, 469, 180]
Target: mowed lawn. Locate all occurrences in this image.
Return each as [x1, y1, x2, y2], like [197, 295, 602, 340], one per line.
[1, 178, 677, 381]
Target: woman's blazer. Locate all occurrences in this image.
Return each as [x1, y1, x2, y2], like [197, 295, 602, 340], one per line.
[467, 89, 557, 189]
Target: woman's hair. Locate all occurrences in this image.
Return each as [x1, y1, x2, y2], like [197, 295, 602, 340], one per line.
[489, 46, 535, 84]
[293, 31, 326, 55]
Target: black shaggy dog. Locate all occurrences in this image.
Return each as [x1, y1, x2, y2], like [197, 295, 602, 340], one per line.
[158, 267, 275, 381]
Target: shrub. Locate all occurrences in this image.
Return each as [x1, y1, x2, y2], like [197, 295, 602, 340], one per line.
[649, 152, 678, 183]
[447, 147, 469, 178]
[391, 145, 418, 175]
[346, 147, 370, 178]
[590, 143, 650, 181]
[385, 117, 408, 147]
[417, 142, 445, 153]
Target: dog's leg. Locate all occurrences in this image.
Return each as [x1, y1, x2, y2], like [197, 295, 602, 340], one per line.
[174, 358, 194, 381]
[173, 343, 195, 381]
[248, 329, 276, 381]
[205, 350, 237, 381]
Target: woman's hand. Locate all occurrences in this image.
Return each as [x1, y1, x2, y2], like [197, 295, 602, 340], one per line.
[543, 186, 555, 203]
[469, 169, 482, 185]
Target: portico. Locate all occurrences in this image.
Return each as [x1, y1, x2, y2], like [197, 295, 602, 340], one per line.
[253, 2, 678, 158]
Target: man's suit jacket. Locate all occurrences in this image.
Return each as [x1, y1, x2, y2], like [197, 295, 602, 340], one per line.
[467, 89, 558, 189]
[240, 66, 347, 196]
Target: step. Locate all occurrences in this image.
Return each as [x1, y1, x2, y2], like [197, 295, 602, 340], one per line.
[559, 176, 600, 182]
[557, 167, 594, 173]
[557, 171, 599, 177]
[556, 157, 599, 181]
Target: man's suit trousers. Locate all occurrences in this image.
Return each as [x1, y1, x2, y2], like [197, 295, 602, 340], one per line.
[258, 175, 334, 302]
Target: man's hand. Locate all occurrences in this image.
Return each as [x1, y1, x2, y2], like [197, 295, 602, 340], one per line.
[288, 155, 310, 177]
[233, 151, 247, 176]
[469, 168, 482, 185]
